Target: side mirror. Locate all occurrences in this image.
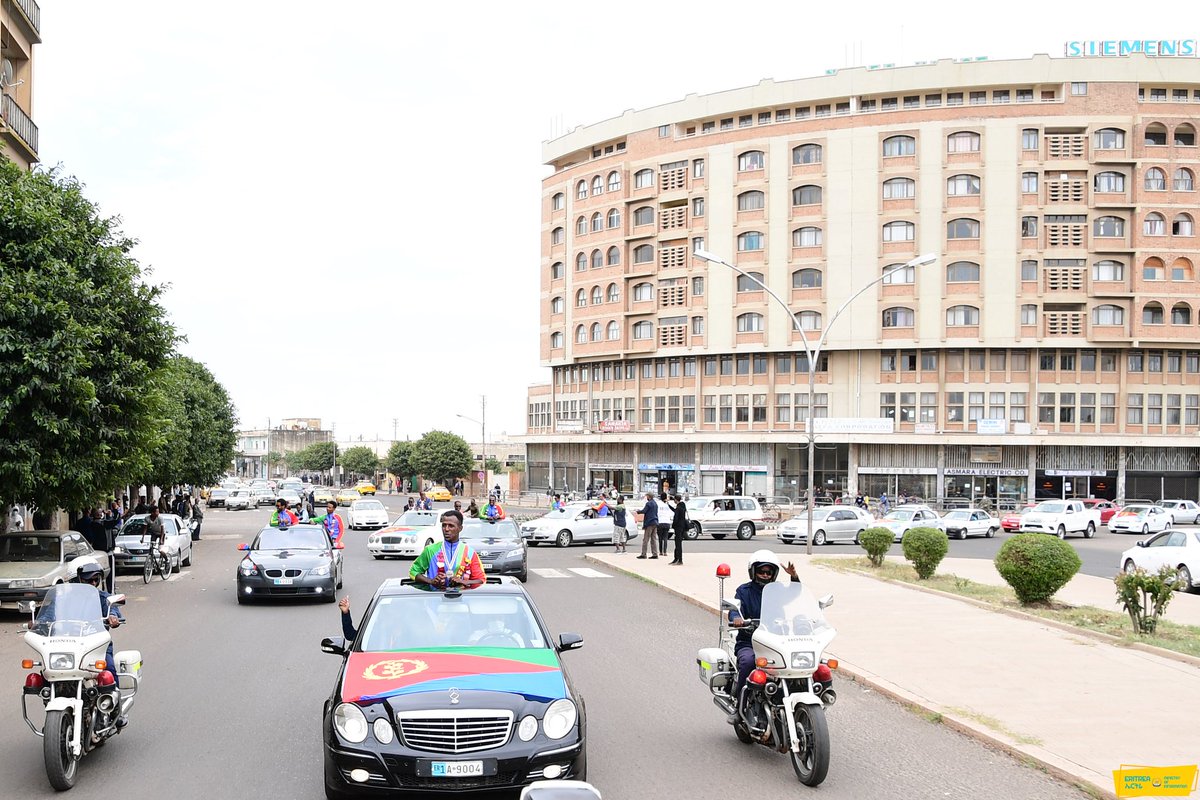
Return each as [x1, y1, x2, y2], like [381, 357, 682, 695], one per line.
[818, 594, 834, 610]
[520, 781, 602, 800]
[108, 594, 126, 606]
[557, 632, 583, 652]
[238, 543, 250, 551]
[1137, 540, 1147, 548]
[320, 636, 347, 656]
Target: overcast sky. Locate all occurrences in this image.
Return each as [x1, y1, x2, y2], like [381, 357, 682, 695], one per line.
[33, 1, 1137, 441]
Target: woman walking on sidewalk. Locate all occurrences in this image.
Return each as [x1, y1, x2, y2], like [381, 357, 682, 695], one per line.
[669, 493, 688, 565]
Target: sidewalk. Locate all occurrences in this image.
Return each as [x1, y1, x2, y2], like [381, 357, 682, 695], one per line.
[586, 551, 1200, 799]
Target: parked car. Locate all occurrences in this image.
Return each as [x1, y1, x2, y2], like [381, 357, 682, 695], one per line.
[1157, 499, 1200, 525]
[277, 490, 303, 509]
[462, 518, 528, 582]
[682, 496, 764, 540]
[114, 513, 193, 573]
[354, 480, 377, 496]
[367, 509, 445, 558]
[226, 489, 255, 511]
[1080, 498, 1122, 525]
[348, 499, 389, 531]
[1108, 504, 1172, 535]
[1120, 529, 1200, 592]
[777, 506, 874, 545]
[523, 502, 631, 547]
[940, 509, 999, 540]
[1019, 499, 1102, 539]
[0, 532, 108, 609]
[877, 505, 946, 542]
[427, 485, 453, 501]
[1001, 504, 1036, 532]
[236, 524, 343, 604]
[206, 488, 230, 508]
[312, 487, 334, 505]
[252, 487, 278, 507]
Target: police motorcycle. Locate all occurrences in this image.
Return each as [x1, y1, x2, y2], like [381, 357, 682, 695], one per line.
[697, 556, 838, 786]
[17, 561, 142, 791]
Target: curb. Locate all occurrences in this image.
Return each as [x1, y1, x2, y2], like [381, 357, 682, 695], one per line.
[585, 553, 1118, 800]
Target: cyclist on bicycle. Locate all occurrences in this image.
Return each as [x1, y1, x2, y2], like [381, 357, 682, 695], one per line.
[143, 506, 166, 552]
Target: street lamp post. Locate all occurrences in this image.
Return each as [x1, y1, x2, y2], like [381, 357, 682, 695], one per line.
[693, 249, 936, 556]
[457, 395, 487, 498]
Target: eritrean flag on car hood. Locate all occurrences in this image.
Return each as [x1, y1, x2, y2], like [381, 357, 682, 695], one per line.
[342, 648, 566, 704]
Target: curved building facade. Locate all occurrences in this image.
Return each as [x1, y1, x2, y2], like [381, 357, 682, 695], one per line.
[526, 53, 1200, 505]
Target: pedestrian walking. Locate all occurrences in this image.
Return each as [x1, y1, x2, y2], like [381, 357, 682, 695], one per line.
[191, 498, 204, 540]
[388, 478, 393, 495]
[611, 496, 627, 554]
[669, 493, 688, 565]
[655, 492, 672, 555]
[635, 491, 659, 559]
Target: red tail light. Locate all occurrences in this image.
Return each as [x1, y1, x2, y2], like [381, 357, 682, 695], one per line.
[96, 670, 115, 687]
[24, 673, 44, 690]
[748, 669, 768, 686]
[814, 664, 832, 683]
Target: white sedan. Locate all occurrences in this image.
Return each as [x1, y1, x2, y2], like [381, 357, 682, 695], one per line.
[778, 506, 875, 545]
[940, 509, 1000, 540]
[1108, 504, 1172, 535]
[367, 509, 444, 558]
[1120, 529, 1200, 591]
[226, 489, 255, 511]
[114, 513, 193, 572]
[348, 499, 389, 531]
[1158, 500, 1200, 525]
[521, 502, 629, 547]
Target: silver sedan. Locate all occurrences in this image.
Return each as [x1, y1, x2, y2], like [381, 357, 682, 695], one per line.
[778, 506, 875, 545]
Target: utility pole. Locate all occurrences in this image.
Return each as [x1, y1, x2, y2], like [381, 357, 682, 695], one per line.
[392, 418, 398, 442]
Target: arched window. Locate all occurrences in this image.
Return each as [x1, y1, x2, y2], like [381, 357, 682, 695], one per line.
[883, 263, 914, 284]
[551, 192, 564, 211]
[1142, 303, 1165, 325]
[606, 208, 620, 229]
[607, 320, 620, 340]
[1092, 260, 1125, 281]
[576, 216, 587, 235]
[550, 296, 563, 314]
[1094, 216, 1125, 237]
[591, 212, 602, 232]
[882, 307, 915, 327]
[1094, 172, 1125, 192]
[590, 286, 602, 305]
[575, 289, 586, 307]
[1144, 168, 1167, 190]
[632, 282, 654, 301]
[792, 143, 822, 164]
[551, 227, 564, 245]
[1144, 213, 1166, 235]
[591, 176, 603, 196]
[632, 321, 653, 340]
[575, 252, 587, 272]
[797, 310, 822, 330]
[606, 283, 619, 303]
[792, 268, 822, 288]
[883, 220, 915, 241]
[589, 249, 602, 269]
[1021, 304, 1037, 325]
[736, 272, 764, 292]
[1143, 257, 1165, 280]
[633, 244, 654, 264]
[1094, 128, 1125, 149]
[550, 261, 564, 280]
[882, 177, 915, 199]
[792, 185, 822, 205]
[575, 325, 587, 344]
[606, 246, 620, 266]
[1171, 304, 1192, 325]
[1173, 257, 1194, 281]
[550, 332, 563, 348]
[1175, 123, 1197, 146]
[634, 169, 654, 189]
[792, 226, 823, 247]
[736, 312, 764, 333]
[590, 322, 602, 342]
[947, 218, 980, 239]
[737, 231, 764, 251]
[738, 150, 765, 171]
[947, 131, 981, 152]
[607, 171, 621, 192]
[1174, 168, 1195, 191]
[576, 180, 588, 200]
[883, 135, 916, 156]
[946, 305, 980, 326]
[738, 190, 766, 211]
[946, 174, 980, 196]
[946, 261, 980, 282]
[633, 206, 655, 226]
[1092, 305, 1125, 325]
[1144, 123, 1168, 146]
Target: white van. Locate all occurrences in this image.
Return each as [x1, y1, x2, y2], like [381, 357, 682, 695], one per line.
[683, 496, 764, 540]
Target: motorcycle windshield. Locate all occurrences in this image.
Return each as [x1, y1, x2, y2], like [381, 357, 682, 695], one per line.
[31, 583, 106, 637]
[757, 582, 831, 637]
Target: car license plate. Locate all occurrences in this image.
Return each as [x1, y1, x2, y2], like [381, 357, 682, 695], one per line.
[431, 761, 483, 777]
[383, 545, 399, 550]
[273, 578, 293, 585]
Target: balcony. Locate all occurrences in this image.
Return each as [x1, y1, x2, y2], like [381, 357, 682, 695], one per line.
[8, 0, 42, 41]
[1044, 312, 1085, 337]
[1, 94, 38, 160]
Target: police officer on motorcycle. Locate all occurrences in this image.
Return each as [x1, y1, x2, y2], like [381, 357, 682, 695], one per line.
[726, 549, 800, 722]
[71, 561, 128, 728]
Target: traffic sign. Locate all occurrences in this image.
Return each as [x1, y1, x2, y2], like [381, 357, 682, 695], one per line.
[476, 471, 485, 481]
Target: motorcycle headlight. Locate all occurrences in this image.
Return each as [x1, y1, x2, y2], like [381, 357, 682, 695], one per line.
[791, 651, 815, 670]
[504, 548, 524, 558]
[372, 717, 394, 745]
[311, 564, 331, 577]
[517, 715, 538, 742]
[542, 698, 577, 740]
[333, 703, 368, 743]
[49, 653, 75, 671]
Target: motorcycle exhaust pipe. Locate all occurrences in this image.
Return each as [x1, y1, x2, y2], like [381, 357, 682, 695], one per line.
[821, 688, 837, 706]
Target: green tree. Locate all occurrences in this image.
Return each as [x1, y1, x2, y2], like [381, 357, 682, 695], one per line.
[339, 446, 380, 479]
[284, 451, 306, 472]
[265, 452, 283, 472]
[301, 441, 337, 473]
[0, 160, 176, 518]
[386, 441, 415, 479]
[485, 456, 505, 474]
[146, 356, 237, 489]
[412, 430, 473, 486]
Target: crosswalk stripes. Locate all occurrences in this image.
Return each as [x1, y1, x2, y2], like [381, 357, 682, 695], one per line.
[566, 567, 611, 578]
[530, 567, 614, 579]
[530, 568, 571, 578]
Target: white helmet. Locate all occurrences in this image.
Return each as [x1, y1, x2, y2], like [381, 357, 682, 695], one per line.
[747, 549, 781, 583]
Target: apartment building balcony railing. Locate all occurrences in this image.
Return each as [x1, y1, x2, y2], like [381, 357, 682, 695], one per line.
[1, 93, 38, 159]
[1045, 134, 1085, 160]
[1044, 311, 1085, 337]
[7, 0, 42, 39]
[659, 167, 687, 192]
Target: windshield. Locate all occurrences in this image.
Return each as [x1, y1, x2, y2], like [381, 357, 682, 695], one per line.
[0, 535, 62, 562]
[32, 583, 106, 637]
[255, 528, 329, 550]
[393, 511, 439, 526]
[461, 520, 521, 540]
[756, 582, 832, 638]
[542, 508, 573, 519]
[355, 501, 384, 511]
[359, 593, 547, 651]
[1119, 506, 1149, 515]
[944, 511, 970, 520]
[885, 510, 915, 522]
[1035, 502, 1066, 513]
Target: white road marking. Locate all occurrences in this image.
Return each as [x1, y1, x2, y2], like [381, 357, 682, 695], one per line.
[531, 568, 571, 578]
[567, 567, 612, 578]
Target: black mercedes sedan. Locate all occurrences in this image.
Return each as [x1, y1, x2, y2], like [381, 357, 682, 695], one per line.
[320, 578, 586, 796]
[235, 524, 344, 604]
[461, 518, 528, 583]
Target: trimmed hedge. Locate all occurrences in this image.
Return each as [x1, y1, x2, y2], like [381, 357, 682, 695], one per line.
[901, 526, 949, 579]
[858, 527, 894, 567]
[994, 534, 1081, 604]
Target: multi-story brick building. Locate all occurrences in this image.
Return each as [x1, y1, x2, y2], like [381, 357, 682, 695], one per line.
[524, 52, 1200, 507]
[1, 0, 39, 168]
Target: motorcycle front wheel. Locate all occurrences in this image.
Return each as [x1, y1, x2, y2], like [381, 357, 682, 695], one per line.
[44, 708, 79, 790]
[789, 703, 830, 786]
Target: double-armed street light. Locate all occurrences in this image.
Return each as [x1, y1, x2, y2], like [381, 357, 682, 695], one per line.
[692, 249, 937, 556]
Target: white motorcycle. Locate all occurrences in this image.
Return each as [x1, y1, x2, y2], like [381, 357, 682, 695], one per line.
[19, 582, 142, 791]
[697, 563, 838, 786]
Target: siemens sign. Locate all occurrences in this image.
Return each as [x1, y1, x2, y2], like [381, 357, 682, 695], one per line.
[1065, 40, 1198, 57]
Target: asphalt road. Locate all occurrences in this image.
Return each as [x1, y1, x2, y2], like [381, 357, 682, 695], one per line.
[0, 501, 1093, 799]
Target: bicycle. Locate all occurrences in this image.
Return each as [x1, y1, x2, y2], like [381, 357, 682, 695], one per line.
[142, 537, 171, 584]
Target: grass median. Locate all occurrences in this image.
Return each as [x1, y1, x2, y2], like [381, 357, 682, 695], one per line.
[815, 557, 1200, 660]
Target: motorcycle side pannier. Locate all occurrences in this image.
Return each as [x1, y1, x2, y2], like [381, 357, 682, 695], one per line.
[115, 650, 142, 691]
[697, 647, 732, 689]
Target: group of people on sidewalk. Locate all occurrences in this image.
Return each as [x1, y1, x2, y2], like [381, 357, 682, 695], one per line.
[604, 491, 690, 565]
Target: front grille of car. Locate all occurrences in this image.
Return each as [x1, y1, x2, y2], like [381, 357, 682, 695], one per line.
[397, 710, 513, 753]
[264, 568, 303, 578]
[380, 536, 403, 544]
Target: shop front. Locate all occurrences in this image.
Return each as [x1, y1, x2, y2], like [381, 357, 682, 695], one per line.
[772, 443, 850, 502]
[858, 468, 937, 503]
[944, 445, 1029, 510]
[698, 466, 770, 498]
[1033, 470, 1116, 501]
[589, 464, 635, 496]
[637, 463, 696, 496]
[1124, 447, 1200, 502]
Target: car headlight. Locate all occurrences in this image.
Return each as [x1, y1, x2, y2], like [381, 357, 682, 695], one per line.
[310, 564, 331, 576]
[9, 579, 33, 588]
[542, 698, 577, 740]
[33, 576, 55, 588]
[504, 548, 524, 558]
[238, 559, 257, 577]
[517, 715, 538, 741]
[49, 653, 75, 670]
[372, 717, 394, 744]
[791, 651, 815, 669]
[368, 536, 379, 544]
[333, 703, 368, 743]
